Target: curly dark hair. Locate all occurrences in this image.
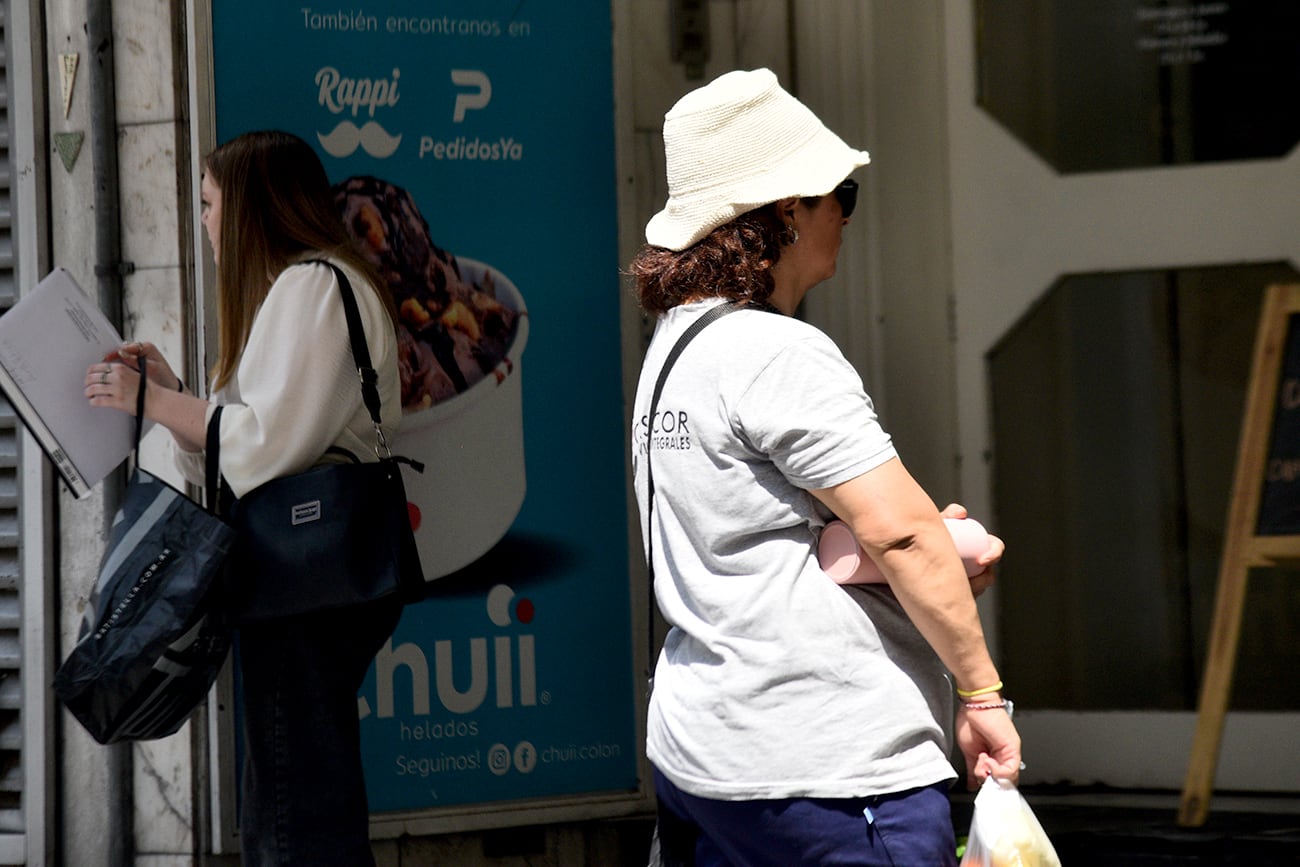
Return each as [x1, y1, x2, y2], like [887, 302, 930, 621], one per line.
[630, 204, 787, 315]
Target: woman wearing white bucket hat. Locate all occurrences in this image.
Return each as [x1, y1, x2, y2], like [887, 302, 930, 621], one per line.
[631, 69, 1020, 866]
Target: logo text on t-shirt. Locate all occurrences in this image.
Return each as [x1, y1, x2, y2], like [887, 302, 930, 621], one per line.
[635, 408, 692, 455]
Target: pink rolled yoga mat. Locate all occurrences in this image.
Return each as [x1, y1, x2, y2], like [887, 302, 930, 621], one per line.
[818, 518, 992, 584]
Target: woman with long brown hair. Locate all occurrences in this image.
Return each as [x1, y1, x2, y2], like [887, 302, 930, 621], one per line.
[86, 129, 401, 865]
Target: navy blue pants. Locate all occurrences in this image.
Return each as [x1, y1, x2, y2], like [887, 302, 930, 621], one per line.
[653, 767, 957, 867]
[236, 597, 402, 866]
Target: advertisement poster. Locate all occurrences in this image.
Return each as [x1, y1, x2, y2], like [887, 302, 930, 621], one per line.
[210, 2, 639, 812]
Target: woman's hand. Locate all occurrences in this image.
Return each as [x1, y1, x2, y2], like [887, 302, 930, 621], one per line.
[955, 700, 1021, 790]
[85, 360, 144, 415]
[940, 502, 1004, 598]
[86, 352, 210, 452]
[109, 341, 183, 392]
[86, 341, 184, 417]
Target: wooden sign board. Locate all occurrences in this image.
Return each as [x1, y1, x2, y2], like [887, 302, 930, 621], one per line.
[1179, 283, 1300, 827]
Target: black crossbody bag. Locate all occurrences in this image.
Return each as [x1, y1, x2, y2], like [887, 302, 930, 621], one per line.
[221, 260, 425, 622]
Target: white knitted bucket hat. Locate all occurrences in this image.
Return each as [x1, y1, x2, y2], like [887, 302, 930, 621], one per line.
[645, 68, 870, 252]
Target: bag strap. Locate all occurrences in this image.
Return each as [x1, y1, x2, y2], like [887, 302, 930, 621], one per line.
[316, 260, 426, 471]
[131, 355, 225, 515]
[205, 405, 226, 515]
[643, 300, 746, 689]
[131, 355, 148, 457]
[305, 259, 390, 456]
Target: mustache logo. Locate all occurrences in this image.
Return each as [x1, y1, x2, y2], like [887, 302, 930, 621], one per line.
[317, 120, 402, 159]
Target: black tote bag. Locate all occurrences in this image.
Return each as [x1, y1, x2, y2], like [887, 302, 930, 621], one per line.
[53, 368, 234, 744]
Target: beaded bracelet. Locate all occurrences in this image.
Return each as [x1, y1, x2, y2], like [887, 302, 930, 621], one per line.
[962, 699, 1014, 718]
[956, 680, 1003, 698]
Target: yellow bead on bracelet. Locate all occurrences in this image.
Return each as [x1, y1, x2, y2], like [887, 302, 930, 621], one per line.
[956, 680, 1003, 699]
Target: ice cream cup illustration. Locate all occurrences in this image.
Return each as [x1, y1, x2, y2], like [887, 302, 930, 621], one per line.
[393, 258, 529, 579]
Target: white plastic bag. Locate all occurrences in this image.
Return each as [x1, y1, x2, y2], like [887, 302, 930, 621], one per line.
[960, 777, 1062, 867]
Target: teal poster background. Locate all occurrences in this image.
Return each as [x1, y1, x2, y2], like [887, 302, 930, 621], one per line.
[211, 2, 639, 812]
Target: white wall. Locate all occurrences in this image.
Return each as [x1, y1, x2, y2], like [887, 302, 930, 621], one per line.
[941, 0, 1300, 791]
[45, 0, 120, 858]
[45, 0, 204, 862]
[942, 2, 1300, 532]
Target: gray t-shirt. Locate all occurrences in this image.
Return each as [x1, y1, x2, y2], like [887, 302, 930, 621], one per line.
[632, 301, 957, 801]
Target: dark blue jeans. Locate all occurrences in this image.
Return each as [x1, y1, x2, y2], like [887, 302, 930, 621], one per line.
[654, 767, 957, 867]
[236, 597, 402, 866]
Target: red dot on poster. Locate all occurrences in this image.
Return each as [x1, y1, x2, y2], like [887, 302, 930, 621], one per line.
[516, 598, 535, 624]
[407, 502, 421, 531]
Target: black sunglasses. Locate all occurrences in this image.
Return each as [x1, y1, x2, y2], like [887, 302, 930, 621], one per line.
[832, 179, 859, 219]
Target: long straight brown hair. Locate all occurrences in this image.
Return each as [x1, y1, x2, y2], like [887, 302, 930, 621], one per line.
[204, 130, 397, 391]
